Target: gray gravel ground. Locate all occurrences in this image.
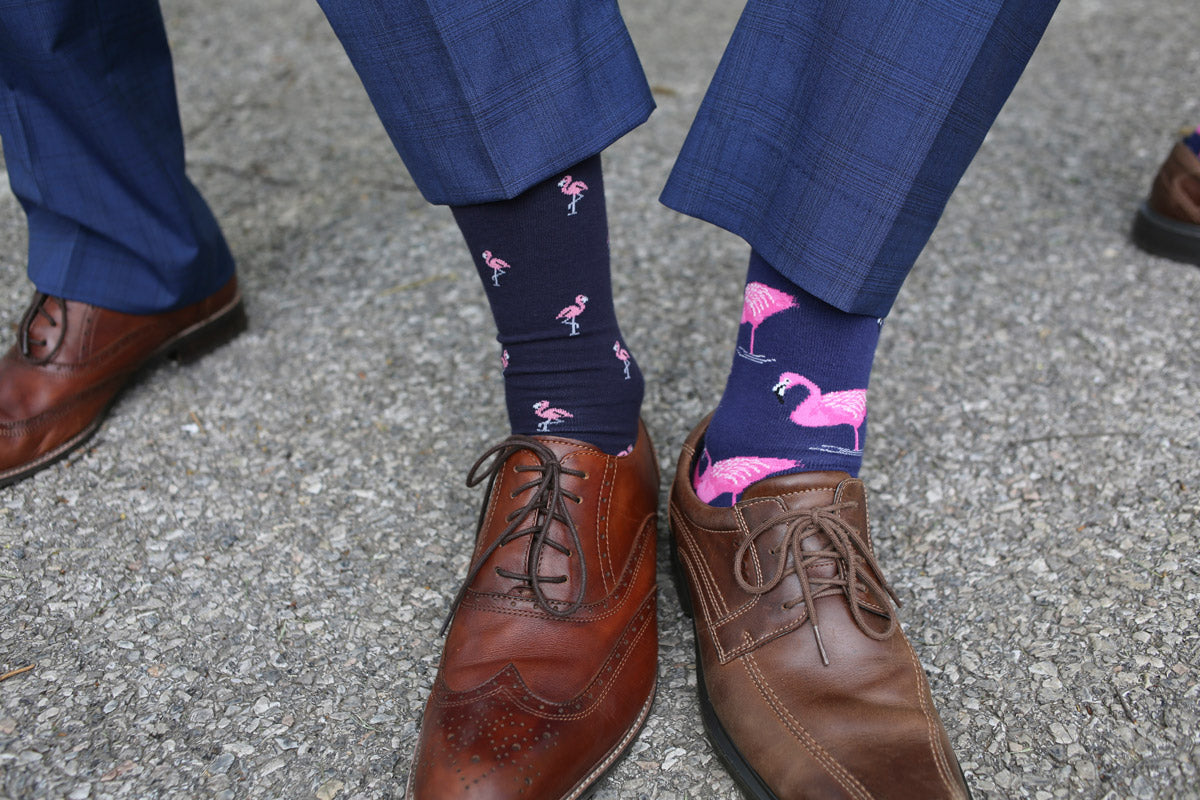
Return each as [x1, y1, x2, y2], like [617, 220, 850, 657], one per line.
[2, 1, 1199, 798]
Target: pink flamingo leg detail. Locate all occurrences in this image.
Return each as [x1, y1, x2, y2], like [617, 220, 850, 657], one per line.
[741, 282, 796, 356]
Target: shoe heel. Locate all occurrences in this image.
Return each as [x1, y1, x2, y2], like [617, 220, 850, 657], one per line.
[669, 526, 695, 619]
[169, 301, 247, 365]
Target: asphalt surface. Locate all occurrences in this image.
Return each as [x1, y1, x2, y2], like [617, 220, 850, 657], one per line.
[2, 1, 1199, 798]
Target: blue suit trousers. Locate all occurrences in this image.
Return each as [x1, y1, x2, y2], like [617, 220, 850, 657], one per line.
[0, 0, 1056, 316]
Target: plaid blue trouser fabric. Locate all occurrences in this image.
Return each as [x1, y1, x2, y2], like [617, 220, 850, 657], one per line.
[661, 0, 1059, 316]
[0, 0, 236, 313]
[0, 0, 1055, 315]
[0, 0, 653, 312]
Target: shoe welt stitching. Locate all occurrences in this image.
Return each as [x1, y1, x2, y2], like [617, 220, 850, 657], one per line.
[509, 595, 655, 722]
[673, 517, 808, 664]
[741, 648, 874, 800]
[670, 509, 733, 620]
[901, 631, 963, 797]
[674, 538, 730, 664]
[561, 679, 656, 800]
[439, 593, 654, 721]
[0, 375, 124, 434]
[598, 456, 616, 595]
[511, 594, 657, 724]
[433, 591, 654, 718]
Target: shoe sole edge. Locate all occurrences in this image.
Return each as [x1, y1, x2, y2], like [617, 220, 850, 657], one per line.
[1131, 202, 1200, 265]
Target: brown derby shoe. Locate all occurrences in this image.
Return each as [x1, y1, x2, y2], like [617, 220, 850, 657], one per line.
[669, 417, 969, 800]
[1132, 139, 1200, 265]
[0, 277, 246, 487]
[407, 423, 659, 799]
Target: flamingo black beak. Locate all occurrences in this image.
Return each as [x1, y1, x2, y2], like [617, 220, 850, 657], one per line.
[772, 381, 787, 403]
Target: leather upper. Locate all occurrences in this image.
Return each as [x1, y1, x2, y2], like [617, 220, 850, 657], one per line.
[408, 423, 659, 800]
[670, 417, 968, 800]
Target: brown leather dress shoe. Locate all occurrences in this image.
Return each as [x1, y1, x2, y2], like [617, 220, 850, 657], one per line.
[1132, 140, 1200, 265]
[669, 417, 970, 800]
[407, 424, 659, 800]
[0, 277, 245, 487]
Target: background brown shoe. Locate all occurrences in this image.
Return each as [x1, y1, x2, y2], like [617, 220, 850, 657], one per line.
[1132, 140, 1200, 265]
[407, 424, 659, 800]
[669, 417, 970, 800]
[0, 277, 245, 487]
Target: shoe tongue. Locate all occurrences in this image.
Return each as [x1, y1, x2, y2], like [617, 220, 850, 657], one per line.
[736, 471, 877, 596]
[739, 469, 855, 503]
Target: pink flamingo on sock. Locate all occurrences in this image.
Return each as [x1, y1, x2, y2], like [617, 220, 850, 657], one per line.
[532, 400, 574, 433]
[482, 250, 510, 287]
[500, 349, 509, 370]
[556, 294, 588, 336]
[692, 448, 800, 504]
[558, 175, 588, 216]
[773, 372, 867, 451]
[740, 282, 796, 358]
[613, 339, 632, 379]
[616, 444, 634, 457]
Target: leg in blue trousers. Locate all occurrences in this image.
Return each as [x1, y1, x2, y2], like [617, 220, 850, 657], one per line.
[664, 3, 1059, 799]
[0, 0, 234, 312]
[0, 0, 243, 486]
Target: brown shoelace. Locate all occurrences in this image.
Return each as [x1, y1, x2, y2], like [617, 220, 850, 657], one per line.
[441, 435, 587, 635]
[734, 501, 900, 665]
[19, 293, 65, 364]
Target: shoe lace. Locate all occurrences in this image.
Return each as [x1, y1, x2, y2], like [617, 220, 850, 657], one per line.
[734, 501, 901, 666]
[18, 293, 65, 364]
[440, 435, 587, 635]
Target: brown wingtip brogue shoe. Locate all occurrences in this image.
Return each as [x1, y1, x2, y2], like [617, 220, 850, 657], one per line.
[669, 416, 970, 800]
[1132, 139, 1200, 265]
[0, 277, 245, 487]
[407, 422, 659, 800]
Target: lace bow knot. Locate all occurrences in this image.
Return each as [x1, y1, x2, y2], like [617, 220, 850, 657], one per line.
[734, 501, 900, 665]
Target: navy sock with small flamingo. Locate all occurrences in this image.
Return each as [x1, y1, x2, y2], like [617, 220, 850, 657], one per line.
[450, 154, 643, 455]
[697, 251, 882, 506]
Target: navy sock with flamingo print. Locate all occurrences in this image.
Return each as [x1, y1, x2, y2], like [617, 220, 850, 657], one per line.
[450, 154, 643, 455]
[697, 251, 882, 506]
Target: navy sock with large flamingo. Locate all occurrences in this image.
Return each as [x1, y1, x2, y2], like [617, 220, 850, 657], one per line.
[450, 154, 643, 455]
[697, 251, 882, 506]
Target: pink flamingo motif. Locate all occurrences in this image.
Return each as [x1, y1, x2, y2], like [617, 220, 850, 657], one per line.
[532, 400, 574, 433]
[773, 372, 868, 451]
[558, 175, 588, 216]
[693, 448, 799, 504]
[556, 294, 588, 336]
[481, 250, 511, 287]
[616, 444, 634, 457]
[612, 340, 632, 380]
[500, 349, 509, 370]
[739, 282, 796, 361]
